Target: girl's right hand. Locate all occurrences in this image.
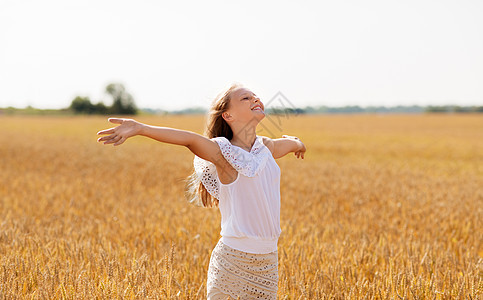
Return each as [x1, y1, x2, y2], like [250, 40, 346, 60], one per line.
[97, 118, 143, 146]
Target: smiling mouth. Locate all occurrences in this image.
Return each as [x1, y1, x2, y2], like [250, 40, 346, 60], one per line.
[251, 106, 263, 111]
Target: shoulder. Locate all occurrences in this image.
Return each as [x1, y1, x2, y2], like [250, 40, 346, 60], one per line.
[210, 136, 229, 142]
[259, 136, 275, 154]
[210, 136, 231, 148]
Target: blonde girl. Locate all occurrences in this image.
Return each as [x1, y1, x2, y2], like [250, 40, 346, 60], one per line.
[97, 82, 306, 299]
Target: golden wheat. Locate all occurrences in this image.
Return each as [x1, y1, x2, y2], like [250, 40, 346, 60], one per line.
[0, 114, 481, 299]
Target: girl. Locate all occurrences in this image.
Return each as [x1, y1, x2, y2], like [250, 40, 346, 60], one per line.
[97, 83, 306, 299]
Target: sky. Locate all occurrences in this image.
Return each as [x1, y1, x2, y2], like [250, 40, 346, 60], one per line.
[1, 0, 482, 111]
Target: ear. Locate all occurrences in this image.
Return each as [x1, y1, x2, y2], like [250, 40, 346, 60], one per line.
[222, 112, 233, 122]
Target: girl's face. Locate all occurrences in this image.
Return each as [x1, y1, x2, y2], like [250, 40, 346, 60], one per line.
[223, 87, 265, 124]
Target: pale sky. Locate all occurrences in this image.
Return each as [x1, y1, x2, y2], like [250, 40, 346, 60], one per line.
[1, 0, 482, 110]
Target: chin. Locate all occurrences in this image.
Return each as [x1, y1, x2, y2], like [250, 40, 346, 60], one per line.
[255, 112, 265, 121]
[251, 108, 265, 115]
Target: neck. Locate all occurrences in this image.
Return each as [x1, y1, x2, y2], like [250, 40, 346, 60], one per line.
[229, 122, 258, 152]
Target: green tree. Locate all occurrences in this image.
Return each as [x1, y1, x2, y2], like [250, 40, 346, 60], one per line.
[94, 102, 108, 114]
[106, 83, 137, 115]
[70, 96, 95, 114]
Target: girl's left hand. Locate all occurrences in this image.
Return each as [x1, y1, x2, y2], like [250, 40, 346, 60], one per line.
[282, 135, 306, 159]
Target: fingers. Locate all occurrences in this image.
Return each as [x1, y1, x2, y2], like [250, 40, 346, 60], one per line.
[97, 128, 116, 136]
[282, 134, 305, 159]
[97, 118, 124, 135]
[97, 133, 116, 142]
[294, 151, 305, 159]
[103, 135, 122, 145]
[114, 136, 127, 146]
[97, 118, 127, 146]
[97, 133, 122, 145]
[282, 134, 300, 140]
[97, 134, 116, 142]
[108, 118, 124, 124]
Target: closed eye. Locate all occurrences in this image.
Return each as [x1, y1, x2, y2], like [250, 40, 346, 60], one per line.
[240, 92, 256, 101]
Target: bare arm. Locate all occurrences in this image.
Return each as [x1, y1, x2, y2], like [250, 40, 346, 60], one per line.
[96, 118, 225, 165]
[263, 135, 306, 159]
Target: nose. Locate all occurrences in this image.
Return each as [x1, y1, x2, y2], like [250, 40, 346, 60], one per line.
[253, 96, 263, 108]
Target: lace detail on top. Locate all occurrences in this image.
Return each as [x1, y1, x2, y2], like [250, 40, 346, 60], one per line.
[192, 135, 270, 201]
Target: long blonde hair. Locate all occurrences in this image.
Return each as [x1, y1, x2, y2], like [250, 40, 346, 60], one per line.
[185, 82, 244, 208]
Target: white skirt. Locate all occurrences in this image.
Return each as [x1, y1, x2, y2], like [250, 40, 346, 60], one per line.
[207, 239, 278, 299]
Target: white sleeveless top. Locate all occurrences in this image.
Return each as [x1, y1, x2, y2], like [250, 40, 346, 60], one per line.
[192, 135, 282, 254]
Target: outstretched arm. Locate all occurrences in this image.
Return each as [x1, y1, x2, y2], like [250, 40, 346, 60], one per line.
[97, 118, 224, 165]
[262, 135, 306, 159]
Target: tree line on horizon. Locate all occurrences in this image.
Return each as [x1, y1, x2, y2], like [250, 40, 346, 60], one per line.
[268, 104, 483, 114]
[1, 84, 481, 115]
[69, 83, 137, 115]
[145, 104, 483, 115]
[67, 83, 482, 115]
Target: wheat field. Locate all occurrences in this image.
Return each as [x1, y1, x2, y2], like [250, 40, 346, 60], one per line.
[0, 113, 481, 299]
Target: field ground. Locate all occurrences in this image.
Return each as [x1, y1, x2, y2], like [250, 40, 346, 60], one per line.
[0, 114, 482, 299]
